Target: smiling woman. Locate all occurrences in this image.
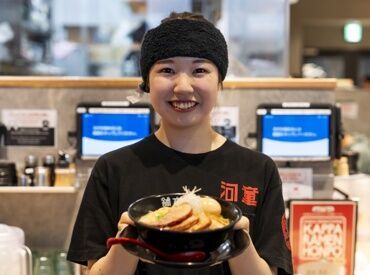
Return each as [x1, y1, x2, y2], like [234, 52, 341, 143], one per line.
[67, 11, 293, 275]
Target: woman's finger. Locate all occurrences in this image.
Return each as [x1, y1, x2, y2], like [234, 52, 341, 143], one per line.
[234, 216, 250, 232]
[117, 211, 135, 230]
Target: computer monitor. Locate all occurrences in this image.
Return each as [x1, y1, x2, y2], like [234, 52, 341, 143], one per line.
[256, 103, 338, 161]
[77, 101, 153, 159]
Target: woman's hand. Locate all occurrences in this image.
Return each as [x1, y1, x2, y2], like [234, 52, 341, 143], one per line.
[117, 211, 154, 264]
[229, 216, 276, 275]
[233, 215, 251, 251]
[234, 215, 250, 232]
[117, 211, 135, 234]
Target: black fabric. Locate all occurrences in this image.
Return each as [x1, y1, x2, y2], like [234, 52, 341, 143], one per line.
[139, 19, 228, 92]
[67, 135, 293, 274]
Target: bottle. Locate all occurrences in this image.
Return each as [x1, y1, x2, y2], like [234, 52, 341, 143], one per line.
[55, 251, 73, 275]
[334, 157, 349, 176]
[54, 151, 76, 187]
[57, 150, 70, 168]
[18, 174, 30, 186]
[42, 155, 56, 186]
[33, 256, 54, 275]
[34, 166, 50, 186]
[24, 155, 38, 186]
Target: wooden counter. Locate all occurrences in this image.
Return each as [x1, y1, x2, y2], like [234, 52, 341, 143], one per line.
[0, 76, 337, 89]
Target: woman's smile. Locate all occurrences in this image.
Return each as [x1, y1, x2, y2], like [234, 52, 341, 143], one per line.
[169, 100, 199, 112]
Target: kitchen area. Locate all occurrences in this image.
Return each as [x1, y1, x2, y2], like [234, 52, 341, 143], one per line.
[1, 1, 370, 275]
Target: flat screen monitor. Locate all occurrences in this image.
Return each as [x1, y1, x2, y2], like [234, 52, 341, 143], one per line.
[77, 102, 153, 159]
[256, 103, 336, 161]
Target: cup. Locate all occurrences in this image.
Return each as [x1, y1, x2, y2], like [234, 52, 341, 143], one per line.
[33, 255, 54, 275]
[55, 251, 73, 275]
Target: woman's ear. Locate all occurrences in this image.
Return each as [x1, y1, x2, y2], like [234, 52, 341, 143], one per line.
[218, 81, 224, 91]
[138, 82, 147, 93]
[126, 83, 145, 104]
[139, 81, 150, 93]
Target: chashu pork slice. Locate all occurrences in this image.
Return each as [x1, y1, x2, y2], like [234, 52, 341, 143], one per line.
[167, 214, 199, 231]
[143, 203, 193, 228]
[187, 212, 211, 231]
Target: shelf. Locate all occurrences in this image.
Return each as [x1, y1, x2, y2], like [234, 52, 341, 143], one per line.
[0, 186, 77, 193]
[0, 76, 337, 90]
[335, 173, 370, 182]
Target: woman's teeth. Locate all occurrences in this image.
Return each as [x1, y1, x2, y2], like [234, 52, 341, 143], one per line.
[171, 101, 197, 110]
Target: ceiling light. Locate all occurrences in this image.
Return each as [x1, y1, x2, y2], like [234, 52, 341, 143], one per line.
[343, 21, 363, 43]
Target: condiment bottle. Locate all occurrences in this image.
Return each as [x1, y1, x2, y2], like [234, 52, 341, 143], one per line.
[42, 155, 56, 186]
[34, 166, 50, 186]
[24, 155, 38, 186]
[54, 151, 76, 187]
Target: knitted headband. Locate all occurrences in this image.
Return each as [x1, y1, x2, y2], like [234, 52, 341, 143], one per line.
[139, 18, 228, 92]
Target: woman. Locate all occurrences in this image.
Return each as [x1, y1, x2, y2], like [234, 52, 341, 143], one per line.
[67, 12, 293, 275]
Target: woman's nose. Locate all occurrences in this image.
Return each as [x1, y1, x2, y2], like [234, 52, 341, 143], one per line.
[173, 73, 194, 94]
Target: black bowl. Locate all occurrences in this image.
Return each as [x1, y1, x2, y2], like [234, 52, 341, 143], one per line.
[128, 193, 242, 253]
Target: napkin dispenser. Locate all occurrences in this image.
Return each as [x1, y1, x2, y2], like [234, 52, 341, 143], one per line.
[0, 161, 17, 186]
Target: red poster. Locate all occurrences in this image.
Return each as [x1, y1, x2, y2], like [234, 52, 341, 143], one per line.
[289, 200, 357, 275]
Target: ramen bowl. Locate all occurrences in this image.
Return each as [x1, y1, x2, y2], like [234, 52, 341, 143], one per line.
[128, 193, 242, 253]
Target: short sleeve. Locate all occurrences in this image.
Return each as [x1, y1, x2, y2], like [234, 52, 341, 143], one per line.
[252, 158, 293, 275]
[67, 157, 117, 265]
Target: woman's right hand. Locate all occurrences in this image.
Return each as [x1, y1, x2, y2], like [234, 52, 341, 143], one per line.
[116, 211, 155, 265]
[88, 211, 139, 275]
[117, 211, 135, 234]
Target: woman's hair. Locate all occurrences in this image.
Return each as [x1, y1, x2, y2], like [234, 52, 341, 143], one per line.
[161, 11, 210, 24]
[139, 11, 228, 92]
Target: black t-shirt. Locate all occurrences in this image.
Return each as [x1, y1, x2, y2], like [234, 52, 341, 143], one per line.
[67, 135, 293, 274]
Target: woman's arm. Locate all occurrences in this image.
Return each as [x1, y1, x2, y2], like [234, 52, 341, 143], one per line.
[87, 213, 139, 275]
[87, 244, 138, 275]
[229, 217, 277, 275]
[228, 233, 277, 275]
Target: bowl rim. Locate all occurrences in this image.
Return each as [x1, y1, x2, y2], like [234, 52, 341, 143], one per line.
[127, 192, 242, 234]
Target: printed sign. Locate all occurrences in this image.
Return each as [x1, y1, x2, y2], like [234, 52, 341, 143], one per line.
[279, 168, 313, 201]
[1, 109, 57, 146]
[211, 106, 239, 143]
[289, 200, 357, 275]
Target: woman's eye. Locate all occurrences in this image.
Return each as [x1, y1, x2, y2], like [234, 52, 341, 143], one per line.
[159, 68, 174, 74]
[194, 68, 208, 74]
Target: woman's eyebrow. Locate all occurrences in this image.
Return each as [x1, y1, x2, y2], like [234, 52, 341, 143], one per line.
[193, 59, 212, 64]
[155, 59, 174, 64]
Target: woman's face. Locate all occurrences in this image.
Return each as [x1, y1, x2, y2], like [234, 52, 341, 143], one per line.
[148, 57, 220, 130]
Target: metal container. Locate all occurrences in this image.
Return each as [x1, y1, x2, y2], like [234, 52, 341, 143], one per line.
[24, 155, 38, 186]
[34, 166, 50, 186]
[42, 155, 56, 186]
[25, 155, 38, 168]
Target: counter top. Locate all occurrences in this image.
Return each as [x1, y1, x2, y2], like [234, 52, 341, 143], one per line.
[0, 76, 337, 89]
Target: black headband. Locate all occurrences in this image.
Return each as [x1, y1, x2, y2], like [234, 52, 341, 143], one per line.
[139, 19, 228, 92]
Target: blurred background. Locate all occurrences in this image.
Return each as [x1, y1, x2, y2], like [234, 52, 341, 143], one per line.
[1, 1, 370, 274]
[0, 0, 369, 87]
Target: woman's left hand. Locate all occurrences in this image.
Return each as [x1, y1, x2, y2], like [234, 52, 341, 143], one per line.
[234, 215, 250, 232]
